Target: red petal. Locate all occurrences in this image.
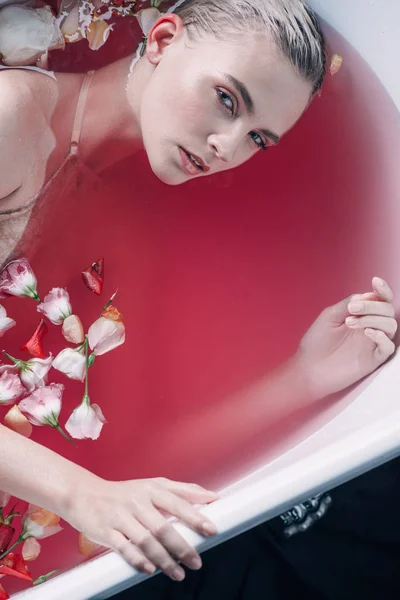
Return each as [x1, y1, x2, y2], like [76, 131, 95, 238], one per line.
[0, 526, 14, 556]
[0, 554, 32, 582]
[0, 583, 9, 600]
[81, 270, 102, 295]
[20, 320, 48, 359]
[81, 258, 104, 295]
[91, 258, 104, 278]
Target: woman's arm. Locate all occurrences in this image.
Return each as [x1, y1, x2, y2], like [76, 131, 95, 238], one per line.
[0, 422, 89, 516]
[0, 421, 218, 581]
[152, 278, 397, 469]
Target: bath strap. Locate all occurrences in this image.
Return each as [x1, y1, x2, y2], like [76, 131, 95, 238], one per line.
[70, 70, 95, 149]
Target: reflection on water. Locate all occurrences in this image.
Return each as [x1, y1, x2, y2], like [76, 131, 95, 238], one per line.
[1, 18, 400, 594]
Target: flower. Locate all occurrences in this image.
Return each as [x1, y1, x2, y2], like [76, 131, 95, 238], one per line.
[20, 320, 48, 359]
[0, 371, 25, 406]
[0, 306, 15, 339]
[62, 314, 85, 344]
[37, 288, 72, 325]
[66, 397, 107, 440]
[81, 258, 104, 295]
[1, 355, 53, 392]
[0, 553, 32, 582]
[22, 538, 41, 562]
[18, 384, 64, 428]
[0, 259, 39, 301]
[3, 406, 33, 439]
[26, 505, 60, 528]
[21, 516, 62, 541]
[0, 525, 14, 555]
[88, 305, 125, 356]
[52, 347, 86, 382]
[0, 4, 64, 67]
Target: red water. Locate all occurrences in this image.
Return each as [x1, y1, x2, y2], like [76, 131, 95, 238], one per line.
[2, 22, 400, 595]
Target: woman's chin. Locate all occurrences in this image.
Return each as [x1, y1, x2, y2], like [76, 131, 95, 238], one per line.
[151, 164, 187, 186]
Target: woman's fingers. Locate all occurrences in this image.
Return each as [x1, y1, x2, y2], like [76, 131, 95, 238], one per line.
[153, 487, 216, 536]
[137, 505, 202, 574]
[108, 530, 157, 575]
[115, 512, 188, 581]
[346, 315, 398, 338]
[162, 479, 219, 505]
[347, 299, 395, 318]
[372, 277, 394, 303]
[351, 292, 378, 302]
[350, 278, 394, 306]
[365, 329, 396, 363]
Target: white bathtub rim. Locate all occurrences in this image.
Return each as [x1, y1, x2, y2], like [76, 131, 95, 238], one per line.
[13, 353, 400, 599]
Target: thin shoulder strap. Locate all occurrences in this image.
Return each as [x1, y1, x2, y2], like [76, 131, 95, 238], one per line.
[70, 70, 95, 149]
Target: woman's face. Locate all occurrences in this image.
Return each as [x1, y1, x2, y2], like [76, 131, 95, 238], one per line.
[134, 15, 312, 185]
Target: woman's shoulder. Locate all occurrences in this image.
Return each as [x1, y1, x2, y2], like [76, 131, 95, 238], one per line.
[0, 69, 55, 125]
[0, 70, 54, 202]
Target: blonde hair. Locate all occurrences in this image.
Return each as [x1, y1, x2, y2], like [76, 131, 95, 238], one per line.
[172, 0, 326, 95]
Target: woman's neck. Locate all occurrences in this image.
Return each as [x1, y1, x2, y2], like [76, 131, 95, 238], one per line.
[57, 55, 147, 174]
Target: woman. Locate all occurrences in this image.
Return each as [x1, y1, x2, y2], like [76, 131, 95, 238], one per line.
[0, 0, 397, 587]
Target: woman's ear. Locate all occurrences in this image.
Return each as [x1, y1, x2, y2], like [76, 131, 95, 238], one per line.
[146, 13, 184, 65]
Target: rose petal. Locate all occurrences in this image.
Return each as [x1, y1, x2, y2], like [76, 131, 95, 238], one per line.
[22, 538, 41, 562]
[62, 314, 85, 344]
[0, 371, 25, 405]
[27, 505, 60, 527]
[88, 311, 125, 356]
[0, 305, 16, 338]
[52, 348, 86, 382]
[78, 532, 103, 558]
[86, 20, 113, 51]
[4, 406, 33, 438]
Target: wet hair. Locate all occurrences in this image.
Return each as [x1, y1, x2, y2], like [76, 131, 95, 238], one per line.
[172, 0, 326, 95]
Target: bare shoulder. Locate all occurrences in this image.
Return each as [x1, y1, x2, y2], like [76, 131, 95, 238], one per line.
[0, 71, 53, 201]
[0, 71, 37, 131]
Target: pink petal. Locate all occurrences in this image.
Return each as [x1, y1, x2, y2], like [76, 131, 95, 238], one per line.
[22, 538, 41, 561]
[3, 406, 33, 438]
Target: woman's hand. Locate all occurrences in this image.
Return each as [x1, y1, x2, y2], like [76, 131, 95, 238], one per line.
[66, 475, 218, 581]
[297, 277, 397, 399]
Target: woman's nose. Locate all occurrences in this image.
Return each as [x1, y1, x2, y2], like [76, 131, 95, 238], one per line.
[208, 133, 240, 164]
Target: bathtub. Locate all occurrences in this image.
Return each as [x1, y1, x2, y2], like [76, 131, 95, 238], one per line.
[7, 0, 400, 598]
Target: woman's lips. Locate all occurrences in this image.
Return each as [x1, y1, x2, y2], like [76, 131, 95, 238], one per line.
[179, 147, 210, 176]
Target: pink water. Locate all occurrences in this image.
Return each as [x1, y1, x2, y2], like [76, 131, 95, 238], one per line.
[2, 23, 400, 595]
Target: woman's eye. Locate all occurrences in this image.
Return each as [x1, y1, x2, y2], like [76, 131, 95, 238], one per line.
[249, 131, 267, 151]
[216, 88, 235, 114]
